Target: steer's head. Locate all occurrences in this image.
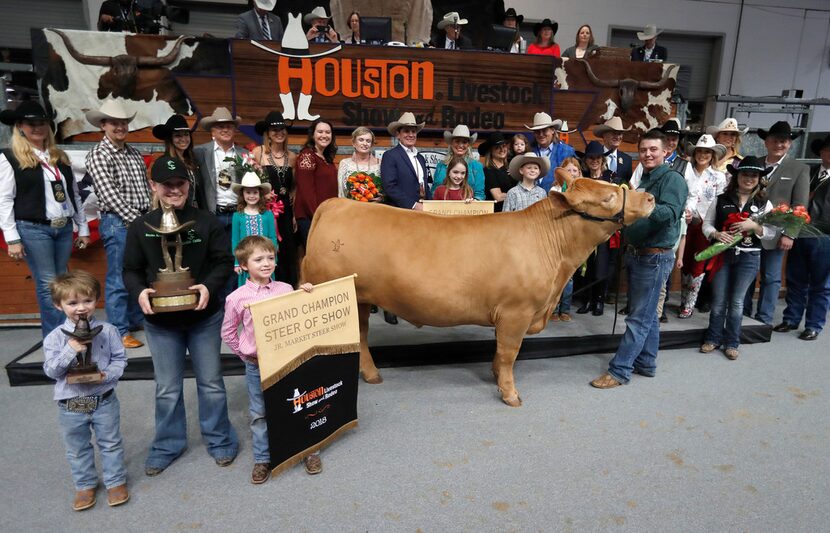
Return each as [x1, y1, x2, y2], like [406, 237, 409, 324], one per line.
[555, 169, 654, 226]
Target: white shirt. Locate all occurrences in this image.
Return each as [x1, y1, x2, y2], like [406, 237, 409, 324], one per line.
[684, 165, 728, 221]
[403, 146, 424, 184]
[445, 38, 457, 50]
[214, 141, 239, 208]
[765, 153, 787, 177]
[643, 47, 654, 61]
[702, 198, 776, 252]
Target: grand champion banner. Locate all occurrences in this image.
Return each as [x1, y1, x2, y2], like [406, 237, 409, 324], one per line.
[421, 200, 495, 215]
[247, 275, 360, 476]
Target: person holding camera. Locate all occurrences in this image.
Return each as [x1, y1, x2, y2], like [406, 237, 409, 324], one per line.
[98, 0, 135, 32]
[304, 6, 339, 43]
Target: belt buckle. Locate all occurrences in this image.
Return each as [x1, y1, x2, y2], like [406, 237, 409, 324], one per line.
[50, 217, 68, 229]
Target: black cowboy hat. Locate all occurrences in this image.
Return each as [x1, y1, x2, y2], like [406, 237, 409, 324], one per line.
[533, 18, 558, 36]
[152, 114, 191, 141]
[503, 8, 524, 24]
[726, 156, 772, 178]
[0, 101, 55, 129]
[478, 131, 508, 155]
[61, 315, 103, 341]
[757, 121, 802, 141]
[575, 140, 611, 159]
[255, 110, 292, 136]
[659, 118, 683, 136]
[811, 135, 830, 157]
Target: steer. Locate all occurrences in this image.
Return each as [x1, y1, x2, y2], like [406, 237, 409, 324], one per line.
[302, 170, 654, 406]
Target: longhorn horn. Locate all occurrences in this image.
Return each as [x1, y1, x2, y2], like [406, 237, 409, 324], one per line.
[578, 59, 619, 88]
[638, 64, 679, 90]
[137, 36, 188, 67]
[51, 29, 112, 66]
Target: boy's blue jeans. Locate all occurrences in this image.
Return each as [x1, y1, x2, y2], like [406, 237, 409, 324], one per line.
[245, 361, 270, 463]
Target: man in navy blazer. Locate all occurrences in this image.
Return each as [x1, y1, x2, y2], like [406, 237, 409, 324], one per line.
[381, 112, 432, 210]
[631, 24, 668, 62]
[235, 0, 284, 41]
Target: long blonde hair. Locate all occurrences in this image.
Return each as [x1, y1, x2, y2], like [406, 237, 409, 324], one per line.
[10, 125, 68, 169]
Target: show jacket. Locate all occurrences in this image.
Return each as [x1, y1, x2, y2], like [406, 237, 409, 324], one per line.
[234, 10, 284, 41]
[631, 45, 668, 62]
[430, 33, 473, 50]
[762, 155, 810, 247]
[624, 164, 688, 249]
[193, 141, 248, 214]
[380, 144, 432, 208]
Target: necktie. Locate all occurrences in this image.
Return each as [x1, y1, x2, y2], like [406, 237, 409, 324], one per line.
[608, 154, 617, 173]
[820, 170, 829, 183]
[260, 16, 271, 40]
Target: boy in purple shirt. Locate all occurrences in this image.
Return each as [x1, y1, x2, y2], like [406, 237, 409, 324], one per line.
[42, 270, 128, 511]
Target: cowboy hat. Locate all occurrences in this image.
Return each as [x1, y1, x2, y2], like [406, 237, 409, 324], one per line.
[61, 315, 103, 342]
[387, 112, 425, 135]
[0, 101, 55, 128]
[255, 110, 291, 135]
[705, 117, 748, 137]
[152, 114, 192, 140]
[303, 6, 331, 24]
[811, 135, 830, 157]
[503, 8, 524, 24]
[592, 116, 630, 136]
[85, 99, 136, 128]
[443, 124, 478, 144]
[533, 18, 558, 36]
[254, 0, 276, 10]
[757, 121, 802, 141]
[437, 12, 468, 29]
[253, 12, 342, 60]
[508, 153, 551, 180]
[637, 24, 662, 41]
[686, 134, 727, 160]
[478, 131, 508, 155]
[524, 112, 562, 131]
[555, 120, 578, 134]
[576, 140, 611, 159]
[198, 107, 241, 131]
[726, 156, 772, 178]
[660, 118, 683, 136]
[231, 171, 272, 194]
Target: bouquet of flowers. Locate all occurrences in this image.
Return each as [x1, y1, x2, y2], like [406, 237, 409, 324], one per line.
[223, 152, 264, 183]
[345, 171, 382, 202]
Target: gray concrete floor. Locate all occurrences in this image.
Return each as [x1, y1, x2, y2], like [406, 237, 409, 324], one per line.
[1, 311, 828, 532]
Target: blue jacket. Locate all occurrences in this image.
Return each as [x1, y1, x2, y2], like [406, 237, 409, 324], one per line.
[533, 142, 576, 192]
[380, 144, 432, 208]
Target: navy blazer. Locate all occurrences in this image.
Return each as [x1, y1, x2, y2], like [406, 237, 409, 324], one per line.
[630, 45, 668, 62]
[235, 10, 284, 41]
[608, 150, 633, 184]
[380, 144, 432, 209]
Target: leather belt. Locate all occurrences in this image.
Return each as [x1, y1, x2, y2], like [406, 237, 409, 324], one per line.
[58, 388, 113, 406]
[215, 205, 237, 214]
[636, 247, 671, 255]
[19, 217, 68, 228]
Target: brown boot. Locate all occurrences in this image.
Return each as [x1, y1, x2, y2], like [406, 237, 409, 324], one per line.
[107, 484, 129, 507]
[251, 463, 271, 484]
[73, 488, 96, 511]
[121, 334, 144, 349]
[303, 453, 322, 475]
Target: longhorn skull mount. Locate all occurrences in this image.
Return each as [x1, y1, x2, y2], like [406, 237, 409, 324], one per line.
[578, 59, 678, 114]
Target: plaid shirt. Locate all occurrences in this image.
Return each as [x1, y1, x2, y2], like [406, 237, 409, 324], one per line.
[85, 136, 150, 222]
[502, 183, 547, 212]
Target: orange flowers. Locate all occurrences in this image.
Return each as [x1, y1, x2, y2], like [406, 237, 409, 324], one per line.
[346, 171, 381, 202]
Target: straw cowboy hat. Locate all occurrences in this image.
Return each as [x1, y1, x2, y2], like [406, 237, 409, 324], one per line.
[637, 24, 662, 41]
[254, 0, 276, 10]
[443, 124, 477, 144]
[0, 101, 56, 130]
[198, 107, 241, 131]
[231, 171, 272, 194]
[152, 114, 191, 140]
[387, 112, 425, 135]
[555, 120, 578, 134]
[705, 117, 748, 137]
[85, 99, 136, 128]
[437, 12, 468, 29]
[303, 6, 331, 24]
[757, 121, 802, 141]
[508, 153, 551, 180]
[686, 134, 727, 160]
[524, 112, 562, 131]
[592, 116, 630, 136]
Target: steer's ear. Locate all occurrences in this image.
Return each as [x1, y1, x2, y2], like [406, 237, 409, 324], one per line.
[547, 189, 570, 211]
[555, 168, 575, 190]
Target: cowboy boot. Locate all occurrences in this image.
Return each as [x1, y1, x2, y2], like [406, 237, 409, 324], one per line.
[279, 93, 296, 120]
[297, 93, 320, 121]
[686, 273, 706, 310]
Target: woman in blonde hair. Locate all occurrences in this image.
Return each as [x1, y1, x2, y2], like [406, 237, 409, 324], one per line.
[0, 102, 89, 336]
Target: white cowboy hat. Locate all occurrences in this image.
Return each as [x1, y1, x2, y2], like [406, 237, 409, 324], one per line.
[555, 120, 578, 134]
[443, 124, 477, 144]
[686, 134, 727, 160]
[437, 12, 468, 29]
[637, 24, 662, 41]
[592, 116, 631, 136]
[85, 99, 136, 128]
[303, 6, 331, 24]
[254, 0, 276, 10]
[252, 12, 341, 60]
[705, 117, 748, 137]
[387, 112, 425, 135]
[508, 154, 551, 180]
[524, 112, 562, 131]
[198, 107, 241, 131]
[231, 171, 272, 194]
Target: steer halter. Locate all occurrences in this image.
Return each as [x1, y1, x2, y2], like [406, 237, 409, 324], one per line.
[575, 186, 627, 226]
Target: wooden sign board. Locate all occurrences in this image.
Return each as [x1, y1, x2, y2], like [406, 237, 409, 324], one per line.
[421, 200, 496, 215]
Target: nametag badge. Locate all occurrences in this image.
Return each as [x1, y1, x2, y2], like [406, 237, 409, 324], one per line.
[65, 396, 99, 413]
[780, 177, 791, 181]
[51, 181, 67, 202]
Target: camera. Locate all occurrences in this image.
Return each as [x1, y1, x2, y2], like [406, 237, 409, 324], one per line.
[316, 25, 330, 34]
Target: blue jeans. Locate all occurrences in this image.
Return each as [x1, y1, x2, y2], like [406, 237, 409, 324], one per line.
[608, 250, 674, 383]
[144, 309, 238, 469]
[705, 251, 760, 349]
[744, 247, 784, 325]
[58, 391, 126, 490]
[99, 213, 143, 336]
[783, 236, 830, 332]
[17, 220, 73, 337]
[555, 278, 574, 314]
[245, 362, 270, 463]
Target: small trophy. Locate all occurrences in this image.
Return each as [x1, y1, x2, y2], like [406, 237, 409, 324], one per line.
[63, 315, 104, 385]
[144, 203, 200, 313]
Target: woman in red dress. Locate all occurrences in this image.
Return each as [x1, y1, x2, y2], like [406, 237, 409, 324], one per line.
[527, 19, 560, 57]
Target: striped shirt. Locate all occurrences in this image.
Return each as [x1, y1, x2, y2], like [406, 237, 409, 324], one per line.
[502, 183, 547, 212]
[222, 279, 294, 363]
[85, 136, 150, 223]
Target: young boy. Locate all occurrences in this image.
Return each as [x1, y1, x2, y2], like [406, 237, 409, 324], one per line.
[503, 154, 551, 212]
[42, 270, 129, 511]
[221, 235, 319, 484]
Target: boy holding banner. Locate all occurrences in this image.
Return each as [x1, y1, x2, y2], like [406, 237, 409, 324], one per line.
[221, 236, 320, 483]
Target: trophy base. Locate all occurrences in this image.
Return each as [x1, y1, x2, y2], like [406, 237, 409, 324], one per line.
[150, 271, 199, 313]
[67, 366, 103, 385]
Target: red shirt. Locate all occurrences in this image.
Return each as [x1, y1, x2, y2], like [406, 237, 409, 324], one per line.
[527, 42, 561, 57]
[294, 148, 338, 219]
[432, 186, 469, 201]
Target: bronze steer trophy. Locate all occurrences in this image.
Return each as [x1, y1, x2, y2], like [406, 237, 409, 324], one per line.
[62, 315, 104, 384]
[144, 203, 199, 312]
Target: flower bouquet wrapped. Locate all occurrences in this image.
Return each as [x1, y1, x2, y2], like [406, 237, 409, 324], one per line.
[346, 171, 382, 202]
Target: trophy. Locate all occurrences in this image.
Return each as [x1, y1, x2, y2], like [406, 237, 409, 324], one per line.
[144, 203, 200, 312]
[63, 315, 104, 385]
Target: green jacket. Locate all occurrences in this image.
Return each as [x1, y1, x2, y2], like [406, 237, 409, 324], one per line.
[623, 164, 687, 249]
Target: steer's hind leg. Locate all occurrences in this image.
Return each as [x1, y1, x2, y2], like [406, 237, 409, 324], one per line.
[358, 303, 382, 384]
[492, 321, 529, 407]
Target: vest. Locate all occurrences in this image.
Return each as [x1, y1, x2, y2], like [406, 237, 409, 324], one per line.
[3, 149, 78, 222]
[713, 192, 766, 251]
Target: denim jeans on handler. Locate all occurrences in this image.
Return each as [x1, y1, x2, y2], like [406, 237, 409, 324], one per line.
[705, 251, 760, 349]
[99, 213, 144, 336]
[144, 309, 238, 469]
[58, 391, 126, 490]
[608, 250, 674, 383]
[16, 220, 73, 337]
[245, 361, 270, 463]
[744, 247, 784, 325]
[783, 236, 830, 332]
[555, 278, 574, 314]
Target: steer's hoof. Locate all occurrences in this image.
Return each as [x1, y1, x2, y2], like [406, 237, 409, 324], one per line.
[361, 371, 383, 384]
[501, 392, 522, 407]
